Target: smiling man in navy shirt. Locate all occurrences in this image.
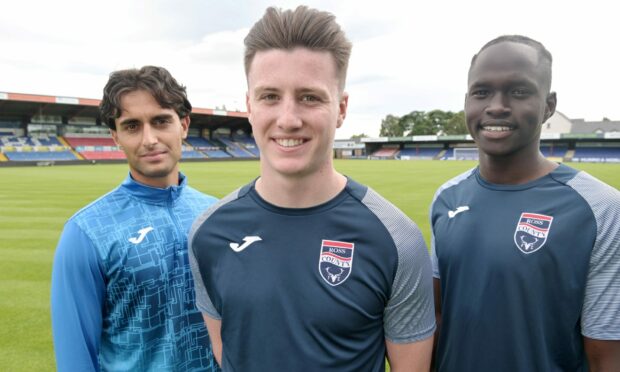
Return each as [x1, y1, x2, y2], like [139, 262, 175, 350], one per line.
[190, 6, 435, 372]
[431, 35, 620, 372]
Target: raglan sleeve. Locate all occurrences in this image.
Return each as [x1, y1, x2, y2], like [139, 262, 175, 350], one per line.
[579, 179, 620, 340]
[430, 196, 441, 279]
[51, 219, 105, 372]
[383, 217, 436, 343]
[188, 216, 221, 320]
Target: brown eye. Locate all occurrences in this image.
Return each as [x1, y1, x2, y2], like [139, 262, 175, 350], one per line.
[470, 89, 489, 98]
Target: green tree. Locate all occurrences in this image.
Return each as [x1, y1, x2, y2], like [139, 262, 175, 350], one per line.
[402, 111, 435, 135]
[379, 114, 405, 137]
[442, 111, 468, 135]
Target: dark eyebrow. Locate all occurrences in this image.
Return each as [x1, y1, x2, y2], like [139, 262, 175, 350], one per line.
[118, 118, 140, 127]
[152, 114, 174, 121]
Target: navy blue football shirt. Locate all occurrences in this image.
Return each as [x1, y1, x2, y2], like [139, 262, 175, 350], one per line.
[190, 177, 435, 371]
[431, 164, 620, 371]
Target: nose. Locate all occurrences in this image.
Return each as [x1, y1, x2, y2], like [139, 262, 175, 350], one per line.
[276, 98, 303, 131]
[485, 92, 511, 117]
[141, 123, 158, 147]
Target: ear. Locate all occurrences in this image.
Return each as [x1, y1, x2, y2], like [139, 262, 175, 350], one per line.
[245, 91, 252, 124]
[110, 128, 120, 147]
[543, 92, 557, 122]
[180, 116, 190, 139]
[336, 92, 349, 129]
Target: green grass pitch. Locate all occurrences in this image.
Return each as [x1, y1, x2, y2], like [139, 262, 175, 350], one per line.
[1, 160, 619, 370]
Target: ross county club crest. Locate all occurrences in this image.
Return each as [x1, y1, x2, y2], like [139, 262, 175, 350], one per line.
[514, 213, 553, 254]
[319, 240, 354, 286]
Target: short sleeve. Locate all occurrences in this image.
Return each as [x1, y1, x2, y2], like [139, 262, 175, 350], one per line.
[567, 172, 620, 340]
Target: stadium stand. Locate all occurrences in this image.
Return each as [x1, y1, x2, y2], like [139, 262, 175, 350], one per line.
[4, 150, 77, 161]
[370, 147, 399, 159]
[63, 137, 116, 147]
[185, 136, 231, 158]
[0, 135, 77, 161]
[452, 147, 479, 160]
[441, 148, 454, 160]
[80, 151, 126, 160]
[398, 147, 442, 160]
[214, 137, 256, 158]
[573, 146, 620, 163]
[232, 135, 260, 157]
[62, 136, 123, 160]
[540, 144, 568, 158]
[185, 136, 215, 148]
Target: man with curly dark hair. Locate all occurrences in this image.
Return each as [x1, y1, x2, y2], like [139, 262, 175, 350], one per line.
[51, 66, 220, 371]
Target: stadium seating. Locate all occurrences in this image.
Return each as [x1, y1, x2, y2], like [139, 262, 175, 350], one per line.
[80, 151, 126, 160]
[4, 151, 77, 161]
[205, 150, 232, 158]
[1, 135, 62, 147]
[182, 150, 207, 159]
[370, 147, 399, 159]
[232, 136, 260, 157]
[63, 137, 116, 147]
[540, 145, 567, 158]
[398, 147, 441, 160]
[572, 147, 620, 163]
[441, 148, 454, 160]
[185, 137, 216, 148]
[214, 137, 256, 158]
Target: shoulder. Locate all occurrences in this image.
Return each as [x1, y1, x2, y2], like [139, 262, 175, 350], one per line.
[69, 186, 124, 226]
[182, 185, 218, 207]
[562, 168, 620, 246]
[562, 168, 620, 207]
[432, 167, 476, 204]
[189, 183, 252, 245]
[346, 179, 426, 253]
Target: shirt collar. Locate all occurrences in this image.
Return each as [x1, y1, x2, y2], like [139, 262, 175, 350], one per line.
[120, 172, 187, 203]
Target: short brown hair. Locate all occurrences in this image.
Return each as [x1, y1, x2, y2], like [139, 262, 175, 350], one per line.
[244, 6, 352, 90]
[99, 66, 192, 130]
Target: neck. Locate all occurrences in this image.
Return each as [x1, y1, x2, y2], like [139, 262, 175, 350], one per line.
[255, 168, 347, 208]
[130, 168, 180, 189]
[478, 151, 558, 185]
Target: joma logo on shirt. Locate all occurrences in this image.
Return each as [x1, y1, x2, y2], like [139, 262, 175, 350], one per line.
[128, 227, 154, 244]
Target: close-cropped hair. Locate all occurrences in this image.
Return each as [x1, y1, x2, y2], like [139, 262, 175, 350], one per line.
[99, 66, 192, 130]
[244, 5, 352, 90]
[470, 35, 553, 91]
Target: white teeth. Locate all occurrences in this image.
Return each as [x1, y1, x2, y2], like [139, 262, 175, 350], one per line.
[483, 126, 512, 132]
[275, 138, 304, 147]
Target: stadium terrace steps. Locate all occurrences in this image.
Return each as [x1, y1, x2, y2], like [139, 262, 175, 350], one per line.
[72, 149, 85, 160]
[57, 137, 72, 147]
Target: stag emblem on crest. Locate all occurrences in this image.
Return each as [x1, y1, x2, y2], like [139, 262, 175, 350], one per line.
[319, 240, 354, 286]
[514, 213, 553, 254]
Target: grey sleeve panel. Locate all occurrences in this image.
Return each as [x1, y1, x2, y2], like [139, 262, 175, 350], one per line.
[567, 172, 620, 340]
[362, 188, 436, 343]
[430, 168, 476, 279]
[188, 188, 242, 319]
[188, 243, 220, 319]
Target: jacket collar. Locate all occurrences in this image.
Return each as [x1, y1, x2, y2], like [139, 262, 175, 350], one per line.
[120, 172, 187, 203]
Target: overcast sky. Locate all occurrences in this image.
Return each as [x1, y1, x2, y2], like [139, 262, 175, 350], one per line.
[1, 0, 618, 138]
